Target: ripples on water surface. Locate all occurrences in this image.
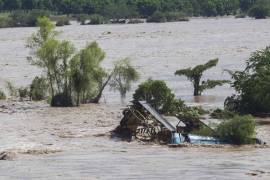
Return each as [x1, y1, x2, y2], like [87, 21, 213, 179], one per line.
[0, 18, 270, 179]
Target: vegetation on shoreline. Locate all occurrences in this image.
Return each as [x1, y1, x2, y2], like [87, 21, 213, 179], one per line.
[0, 0, 269, 28]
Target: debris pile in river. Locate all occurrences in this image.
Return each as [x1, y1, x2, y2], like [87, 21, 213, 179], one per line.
[112, 101, 221, 145]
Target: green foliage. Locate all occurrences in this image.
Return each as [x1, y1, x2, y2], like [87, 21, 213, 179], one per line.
[165, 12, 189, 22]
[0, 0, 258, 20]
[5, 81, 17, 97]
[147, 11, 166, 23]
[0, 89, 6, 100]
[0, 14, 11, 28]
[30, 76, 47, 101]
[70, 42, 107, 105]
[226, 46, 270, 114]
[191, 124, 215, 137]
[210, 108, 236, 119]
[248, 0, 270, 19]
[1, 10, 50, 28]
[216, 115, 256, 144]
[110, 58, 139, 101]
[18, 87, 29, 99]
[175, 59, 229, 96]
[88, 14, 106, 25]
[133, 79, 185, 115]
[55, 16, 70, 26]
[147, 11, 188, 23]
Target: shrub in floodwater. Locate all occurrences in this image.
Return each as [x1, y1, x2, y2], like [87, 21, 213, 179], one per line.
[210, 108, 236, 119]
[88, 14, 106, 25]
[0, 90, 6, 100]
[56, 16, 70, 26]
[5, 81, 17, 97]
[216, 115, 256, 144]
[30, 77, 47, 101]
[51, 93, 73, 107]
[18, 87, 29, 99]
[147, 11, 167, 23]
[133, 79, 185, 115]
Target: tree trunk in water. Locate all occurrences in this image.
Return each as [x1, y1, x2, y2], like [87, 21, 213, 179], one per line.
[193, 78, 200, 96]
[91, 74, 112, 103]
[48, 72, 55, 97]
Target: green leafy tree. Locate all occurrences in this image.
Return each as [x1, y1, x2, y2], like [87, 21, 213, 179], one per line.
[110, 58, 139, 103]
[27, 17, 75, 106]
[70, 42, 107, 105]
[175, 59, 229, 96]
[225, 46, 270, 114]
[133, 79, 185, 115]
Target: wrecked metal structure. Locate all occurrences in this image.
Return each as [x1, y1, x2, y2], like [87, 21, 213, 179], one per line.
[112, 101, 221, 145]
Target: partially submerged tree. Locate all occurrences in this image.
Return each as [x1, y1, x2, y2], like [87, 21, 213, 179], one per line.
[133, 79, 185, 115]
[225, 46, 270, 114]
[70, 42, 107, 105]
[175, 59, 229, 96]
[110, 58, 139, 103]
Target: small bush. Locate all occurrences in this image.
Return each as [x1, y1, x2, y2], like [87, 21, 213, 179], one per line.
[88, 14, 106, 25]
[30, 77, 47, 101]
[147, 11, 189, 23]
[5, 81, 17, 97]
[211, 108, 236, 119]
[0, 90, 6, 100]
[147, 11, 167, 23]
[18, 87, 29, 99]
[0, 15, 12, 28]
[56, 16, 70, 26]
[248, 3, 269, 19]
[216, 115, 256, 144]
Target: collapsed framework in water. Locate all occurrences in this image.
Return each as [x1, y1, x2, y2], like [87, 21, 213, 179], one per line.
[112, 101, 226, 145]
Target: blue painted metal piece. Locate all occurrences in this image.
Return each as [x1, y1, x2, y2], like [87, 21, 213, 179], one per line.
[171, 133, 223, 145]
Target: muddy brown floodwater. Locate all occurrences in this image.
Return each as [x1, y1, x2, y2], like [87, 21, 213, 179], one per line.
[1, 17, 270, 179]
